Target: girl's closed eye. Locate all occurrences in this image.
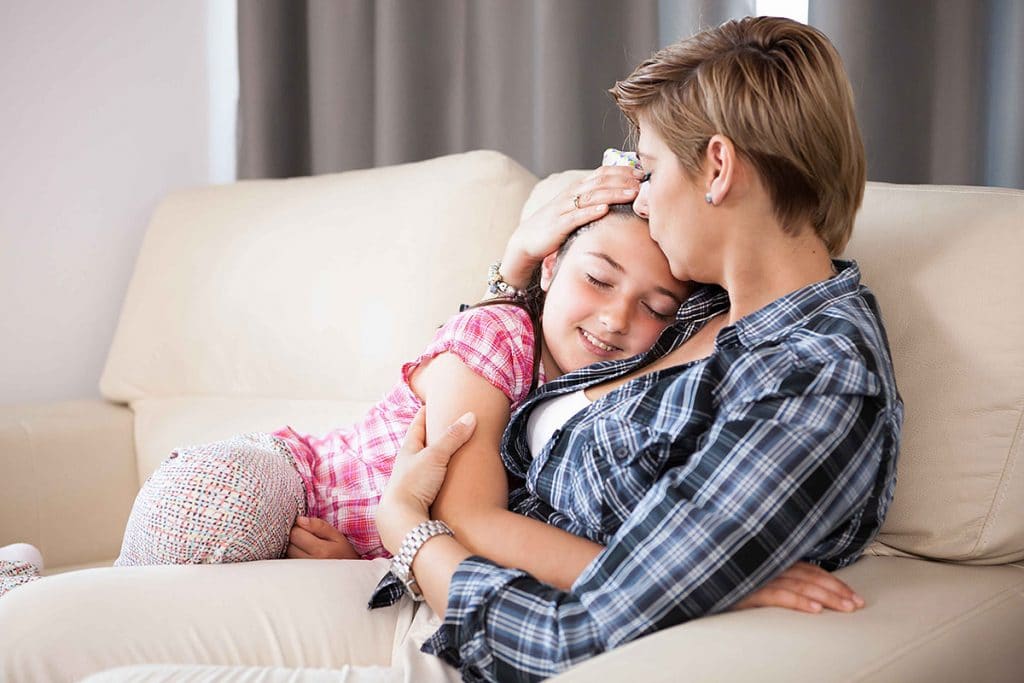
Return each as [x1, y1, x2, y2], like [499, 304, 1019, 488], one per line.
[643, 302, 675, 322]
[585, 274, 611, 289]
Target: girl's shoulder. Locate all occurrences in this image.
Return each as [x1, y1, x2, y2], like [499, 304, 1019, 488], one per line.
[434, 303, 537, 364]
[446, 302, 535, 337]
[412, 303, 537, 404]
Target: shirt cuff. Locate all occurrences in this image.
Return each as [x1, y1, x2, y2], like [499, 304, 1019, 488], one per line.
[421, 556, 528, 675]
[368, 570, 405, 609]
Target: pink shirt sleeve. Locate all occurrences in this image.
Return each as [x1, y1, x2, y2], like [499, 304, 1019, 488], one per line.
[401, 304, 538, 410]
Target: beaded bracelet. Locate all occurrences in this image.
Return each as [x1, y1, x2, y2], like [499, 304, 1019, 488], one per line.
[487, 261, 524, 298]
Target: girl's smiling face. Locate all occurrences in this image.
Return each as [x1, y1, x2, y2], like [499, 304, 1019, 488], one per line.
[538, 212, 691, 378]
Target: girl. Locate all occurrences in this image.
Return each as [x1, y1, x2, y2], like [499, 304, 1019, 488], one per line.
[112, 191, 691, 569]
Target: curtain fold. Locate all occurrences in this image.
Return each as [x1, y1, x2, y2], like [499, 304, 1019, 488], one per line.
[809, 0, 1024, 189]
[239, 0, 673, 179]
[240, 1, 1023, 189]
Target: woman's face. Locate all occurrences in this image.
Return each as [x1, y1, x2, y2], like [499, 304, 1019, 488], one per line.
[539, 214, 690, 377]
[633, 121, 713, 283]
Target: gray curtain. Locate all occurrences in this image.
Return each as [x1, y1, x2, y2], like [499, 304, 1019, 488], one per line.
[238, 0, 754, 179]
[809, 0, 1024, 189]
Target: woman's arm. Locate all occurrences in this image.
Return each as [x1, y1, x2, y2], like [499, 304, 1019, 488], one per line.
[409, 348, 865, 605]
[379, 384, 891, 678]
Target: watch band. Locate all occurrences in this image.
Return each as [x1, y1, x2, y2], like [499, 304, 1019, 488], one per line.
[389, 520, 454, 601]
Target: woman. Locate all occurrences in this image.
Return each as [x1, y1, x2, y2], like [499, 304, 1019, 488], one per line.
[0, 17, 898, 683]
[375, 15, 901, 682]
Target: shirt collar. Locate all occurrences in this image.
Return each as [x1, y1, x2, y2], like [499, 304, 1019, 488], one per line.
[673, 260, 862, 349]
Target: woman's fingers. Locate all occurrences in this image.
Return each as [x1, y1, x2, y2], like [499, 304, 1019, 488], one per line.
[421, 412, 477, 468]
[566, 188, 638, 212]
[734, 585, 824, 614]
[769, 577, 858, 612]
[567, 167, 644, 212]
[783, 562, 864, 607]
[398, 407, 428, 457]
[497, 164, 645, 290]
[733, 562, 865, 614]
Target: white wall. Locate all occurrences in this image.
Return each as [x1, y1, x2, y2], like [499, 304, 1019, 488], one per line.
[0, 1, 233, 404]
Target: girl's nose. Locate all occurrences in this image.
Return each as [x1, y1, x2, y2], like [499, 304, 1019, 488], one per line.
[600, 301, 630, 334]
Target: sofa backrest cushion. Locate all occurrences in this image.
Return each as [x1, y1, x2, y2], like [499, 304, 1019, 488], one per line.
[523, 173, 1024, 564]
[101, 150, 538, 404]
[844, 183, 1023, 564]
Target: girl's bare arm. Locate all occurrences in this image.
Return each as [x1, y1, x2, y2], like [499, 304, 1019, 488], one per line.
[409, 352, 602, 591]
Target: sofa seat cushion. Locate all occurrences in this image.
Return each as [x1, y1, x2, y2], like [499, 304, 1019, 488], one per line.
[131, 397, 375, 484]
[549, 557, 1024, 682]
[0, 559, 405, 682]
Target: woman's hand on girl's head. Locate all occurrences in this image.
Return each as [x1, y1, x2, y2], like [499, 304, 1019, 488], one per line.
[499, 165, 647, 290]
[376, 408, 478, 554]
[286, 516, 360, 560]
[732, 561, 866, 614]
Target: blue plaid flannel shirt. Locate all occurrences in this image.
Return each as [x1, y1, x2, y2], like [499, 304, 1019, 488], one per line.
[370, 260, 903, 682]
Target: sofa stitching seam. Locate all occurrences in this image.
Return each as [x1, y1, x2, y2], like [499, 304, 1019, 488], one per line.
[971, 398, 1024, 558]
[850, 580, 1024, 680]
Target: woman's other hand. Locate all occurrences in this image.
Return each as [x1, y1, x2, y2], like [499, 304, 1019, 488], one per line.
[498, 165, 646, 289]
[733, 561, 866, 614]
[376, 408, 477, 554]
[286, 516, 360, 560]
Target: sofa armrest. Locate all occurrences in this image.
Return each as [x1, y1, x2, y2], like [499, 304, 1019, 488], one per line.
[0, 400, 137, 571]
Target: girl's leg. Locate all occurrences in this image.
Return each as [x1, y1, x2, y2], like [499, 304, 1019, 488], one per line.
[116, 433, 307, 565]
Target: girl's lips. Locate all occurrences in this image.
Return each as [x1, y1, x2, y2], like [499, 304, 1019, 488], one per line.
[578, 328, 621, 357]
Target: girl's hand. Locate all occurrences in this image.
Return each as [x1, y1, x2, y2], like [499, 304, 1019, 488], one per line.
[376, 408, 477, 554]
[733, 561, 866, 614]
[286, 516, 360, 560]
[498, 165, 646, 289]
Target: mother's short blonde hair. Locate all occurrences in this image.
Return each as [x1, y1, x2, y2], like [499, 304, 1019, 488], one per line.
[610, 17, 865, 256]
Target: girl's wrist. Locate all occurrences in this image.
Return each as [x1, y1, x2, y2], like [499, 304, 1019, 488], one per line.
[498, 239, 536, 291]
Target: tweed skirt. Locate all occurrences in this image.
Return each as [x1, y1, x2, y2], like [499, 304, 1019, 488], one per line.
[116, 433, 308, 566]
[0, 561, 40, 599]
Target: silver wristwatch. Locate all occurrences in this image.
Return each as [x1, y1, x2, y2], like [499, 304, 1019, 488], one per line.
[390, 520, 454, 601]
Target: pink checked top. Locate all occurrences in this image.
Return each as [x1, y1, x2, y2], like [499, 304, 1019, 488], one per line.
[273, 304, 543, 559]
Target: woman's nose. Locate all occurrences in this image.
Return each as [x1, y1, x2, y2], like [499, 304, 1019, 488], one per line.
[633, 183, 649, 219]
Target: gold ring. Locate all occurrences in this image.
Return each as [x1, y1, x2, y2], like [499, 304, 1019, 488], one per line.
[572, 193, 582, 210]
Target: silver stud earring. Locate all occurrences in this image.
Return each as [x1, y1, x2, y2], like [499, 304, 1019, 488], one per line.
[704, 192, 714, 205]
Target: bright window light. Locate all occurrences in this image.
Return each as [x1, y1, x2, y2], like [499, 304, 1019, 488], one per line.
[206, 0, 238, 184]
[755, 0, 809, 24]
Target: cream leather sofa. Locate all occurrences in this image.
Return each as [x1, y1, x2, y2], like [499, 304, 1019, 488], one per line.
[1, 150, 1022, 682]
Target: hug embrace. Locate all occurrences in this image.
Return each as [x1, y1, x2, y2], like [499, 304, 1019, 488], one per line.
[0, 16, 902, 683]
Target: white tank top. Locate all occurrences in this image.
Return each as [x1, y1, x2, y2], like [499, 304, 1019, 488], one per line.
[526, 389, 592, 457]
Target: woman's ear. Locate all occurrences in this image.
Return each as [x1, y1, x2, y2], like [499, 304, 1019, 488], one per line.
[540, 252, 559, 292]
[704, 134, 736, 206]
